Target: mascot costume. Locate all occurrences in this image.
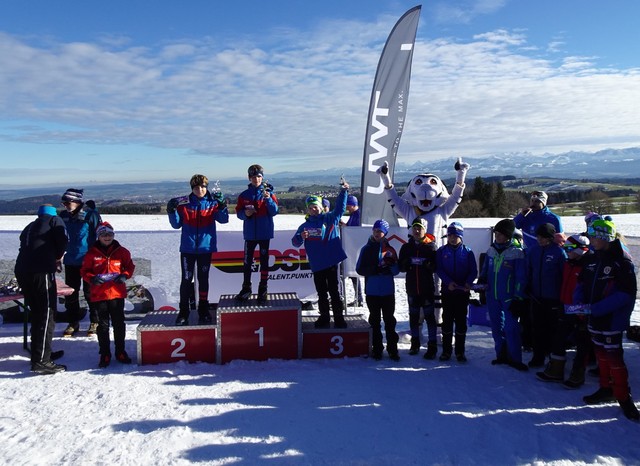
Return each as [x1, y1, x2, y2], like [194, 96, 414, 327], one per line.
[376, 157, 470, 325]
[376, 157, 470, 242]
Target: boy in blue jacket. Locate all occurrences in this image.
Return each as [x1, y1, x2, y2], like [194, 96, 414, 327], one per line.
[525, 223, 567, 368]
[292, 180, 350, 328]
[479, 218, 528, 371]
[234, 164, 279, 303]
[436, 221, 477, 362]
[59, 188, 102, 337]
[167, 174, 229, 325]
[356, 219, 400, 361]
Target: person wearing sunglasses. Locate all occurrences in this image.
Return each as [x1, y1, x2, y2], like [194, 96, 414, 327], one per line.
[513, 190, 563, 249]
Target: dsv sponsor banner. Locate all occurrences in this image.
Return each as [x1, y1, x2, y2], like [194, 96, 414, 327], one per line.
[209, 231, 317, 302]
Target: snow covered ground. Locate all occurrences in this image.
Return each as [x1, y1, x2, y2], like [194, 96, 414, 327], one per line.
[1, 214, 640, 465]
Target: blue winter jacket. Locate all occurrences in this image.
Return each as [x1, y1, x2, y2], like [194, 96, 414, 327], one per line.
[168, 191, 229, 254]
[436, 242, 478, 295]
[479, 240, 526, 303]
[574, 239, 636, 332]
[235, 183, 278, 240]
[525, 242, 566, 300]
[60, 206, 101, 266]
[291, 188, 348, 273]
[513, 207, 563, 249]
[356, 237, 399, 296]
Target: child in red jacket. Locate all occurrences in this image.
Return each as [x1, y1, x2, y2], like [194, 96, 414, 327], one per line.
[81, 222, 135, 368]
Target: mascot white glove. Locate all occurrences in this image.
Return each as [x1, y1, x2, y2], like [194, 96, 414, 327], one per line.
[455, 157, 470, 186]
[376, 161, 393, 189]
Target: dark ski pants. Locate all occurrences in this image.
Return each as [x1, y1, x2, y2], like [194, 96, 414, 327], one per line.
[408, 294, 436, 344]
[531, 297, 562, 363]
[95, 298, 126, 356]
[242, 239, 270, 285]
[65, 264, 96, 324]
[441, 292, 470, 355]
[366, 294, 398, 355]
[313, 265, 343, 316]
[179, 253, 211, 311]
[17, 272, 57, 364]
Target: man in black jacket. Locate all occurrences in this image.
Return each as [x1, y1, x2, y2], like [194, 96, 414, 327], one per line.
[15, 205, 68, 374]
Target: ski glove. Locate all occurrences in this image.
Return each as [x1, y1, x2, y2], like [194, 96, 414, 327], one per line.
[166, 198, 179, 213]
[91, 276, 106, 285]
[212, 192, 227, 210]
[114, 274, 127, 284]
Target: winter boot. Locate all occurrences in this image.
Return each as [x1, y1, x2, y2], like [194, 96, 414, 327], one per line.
[408, 338, 421, 356]
[454, 332, 466, 361]
[257, 281, 268, 304]
[235, 282, 252, 301]
[563, 363, 586, 389]
[31, 361, 67, 375]
[87, 322, 98, 336]
[583, 387, 616, 405]
[197, 301, 212, 324]
[333, 314, 347, 328]
[491, 346, 509, 365]
[441, 332, 453, 360]
[619, 397, 640, 421]
[388, 350, 400, 362]
[423, 342, 438, 360]
[331, 298, 346, 328]
[98, 354, 111, 368]
[116, 351, 132, 364]
[175, 305, 190, 326]
[528, 354, 546, 368]
[508, 360, 529, 372]
[63, 323, 79, 337]
[536, 356, 566, 383]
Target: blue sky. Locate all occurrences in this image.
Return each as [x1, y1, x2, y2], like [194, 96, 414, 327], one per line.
[1, 0, 639, 188]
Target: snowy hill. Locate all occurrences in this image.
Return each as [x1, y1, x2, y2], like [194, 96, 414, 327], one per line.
[1, 214, 640, 464]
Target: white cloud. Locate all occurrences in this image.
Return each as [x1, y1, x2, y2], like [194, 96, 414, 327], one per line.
[1, 18, 640, 183]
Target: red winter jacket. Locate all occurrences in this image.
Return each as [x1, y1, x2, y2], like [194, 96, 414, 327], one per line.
[81, 240, 135, 302]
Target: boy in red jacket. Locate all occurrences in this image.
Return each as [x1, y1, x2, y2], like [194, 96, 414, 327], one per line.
[81, 222, 135, 368]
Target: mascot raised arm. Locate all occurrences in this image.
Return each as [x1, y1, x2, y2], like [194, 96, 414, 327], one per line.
[376, 157, 470, 243]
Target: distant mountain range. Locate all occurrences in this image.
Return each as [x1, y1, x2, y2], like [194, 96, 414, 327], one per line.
[275, 147, 640, 186]
[1, 147, 639, 203]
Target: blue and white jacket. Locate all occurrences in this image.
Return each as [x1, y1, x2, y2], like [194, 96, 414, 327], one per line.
[291, 188, 348, 273]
